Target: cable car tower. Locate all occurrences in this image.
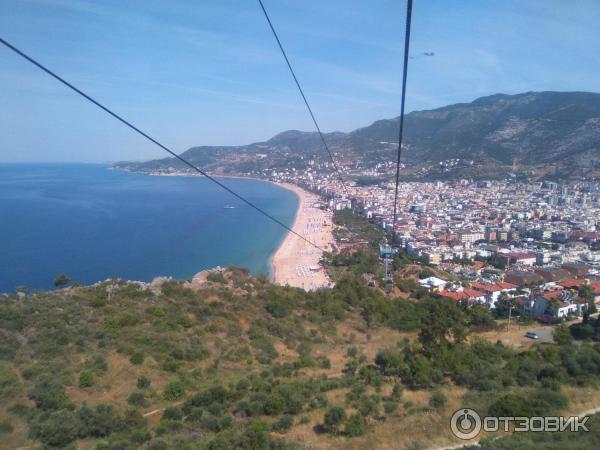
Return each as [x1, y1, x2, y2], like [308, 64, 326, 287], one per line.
[380, 244, 395, 290]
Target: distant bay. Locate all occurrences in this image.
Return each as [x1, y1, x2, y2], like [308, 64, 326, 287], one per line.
[0, 163, 297, 293]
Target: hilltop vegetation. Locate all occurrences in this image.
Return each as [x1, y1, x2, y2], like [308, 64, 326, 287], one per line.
[2, 262, 600, 449]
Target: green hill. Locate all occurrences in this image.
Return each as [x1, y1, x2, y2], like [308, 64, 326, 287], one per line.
[115, 91, 600, 181]
[2, 264, 600, 449]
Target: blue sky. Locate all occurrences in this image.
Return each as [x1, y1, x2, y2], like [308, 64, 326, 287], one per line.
[1, 0, 599, 162]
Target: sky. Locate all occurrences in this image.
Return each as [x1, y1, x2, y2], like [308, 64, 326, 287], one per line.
[1, 0, 600, 163]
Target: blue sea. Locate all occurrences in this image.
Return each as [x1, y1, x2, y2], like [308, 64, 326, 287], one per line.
[0, 164, 298, 293]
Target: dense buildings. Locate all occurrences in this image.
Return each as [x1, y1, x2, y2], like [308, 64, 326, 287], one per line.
[271, 168, 600, 321]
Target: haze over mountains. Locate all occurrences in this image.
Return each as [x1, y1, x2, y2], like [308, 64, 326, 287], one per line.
[116, 91, 600, 181]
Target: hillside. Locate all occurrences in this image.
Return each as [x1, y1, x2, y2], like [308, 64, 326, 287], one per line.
[115, 91, 600, 181]
[3, 265, 600, 449]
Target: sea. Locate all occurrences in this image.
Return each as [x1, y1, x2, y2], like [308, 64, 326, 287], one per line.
[0, 163, 298, 293]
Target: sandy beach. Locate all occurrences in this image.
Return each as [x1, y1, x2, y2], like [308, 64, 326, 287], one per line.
[271, 183, 334, 290]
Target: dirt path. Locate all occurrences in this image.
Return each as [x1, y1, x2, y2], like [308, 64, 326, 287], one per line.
[143, 401, 183, 417]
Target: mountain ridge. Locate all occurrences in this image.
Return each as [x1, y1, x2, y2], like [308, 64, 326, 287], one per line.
[115, 91, 600, 181]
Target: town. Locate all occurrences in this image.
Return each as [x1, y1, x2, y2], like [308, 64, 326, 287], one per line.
[266, 162, 600, 324]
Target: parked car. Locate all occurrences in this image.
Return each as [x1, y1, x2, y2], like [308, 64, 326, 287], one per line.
[525, 331, 539, 339]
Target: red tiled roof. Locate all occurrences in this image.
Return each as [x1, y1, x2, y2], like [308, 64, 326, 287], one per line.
[543, 290, 562, 300]
[558, 279, 600, 294]
[463, 288, 486, 299]
[440, 291, 467, 301]
[471, 282, 502, 293]
[560, 279, 583, 289]
[497, 281, 517, 290]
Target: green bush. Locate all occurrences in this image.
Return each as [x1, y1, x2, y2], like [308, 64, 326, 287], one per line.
[344, 412, 366, 437]
[30, 409, 78, 447]
[271, 415, 294, 432]
[0, 420, 13, 434]
[130, 352, 144, 365]
[429, 390, 446, 408]
[207, 272, 227, 284]
[163, 381, 185, 401]
[127, 391, 146, 407]
[489, 389, 568, 417]
[7, 403, 29, 417]
[79, 370, 95, 388]
[137, 375, 151, 389]
[323, 406, 346, 433]
[162, 406, 183, 421]
[28, 381, 72, 411]
[554, 324, 573, 345]
[76, 403, 121, 438]
[161, 357, 179, 372]
[0, 362, 20, 399]
[383, 401, 398, 414]
[264, 393, 285, 415]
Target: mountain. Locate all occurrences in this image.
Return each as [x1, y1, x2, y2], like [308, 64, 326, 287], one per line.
[115, 91, 600, 181]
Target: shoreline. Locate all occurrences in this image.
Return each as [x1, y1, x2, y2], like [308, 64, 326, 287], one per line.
[269, 182, 334, 290]
[114, 167, 334, 289]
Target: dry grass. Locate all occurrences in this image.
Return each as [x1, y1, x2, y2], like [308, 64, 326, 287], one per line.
[285, 385, 471, 450]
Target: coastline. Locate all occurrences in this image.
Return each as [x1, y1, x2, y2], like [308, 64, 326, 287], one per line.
[269, 182, 334, 290]
[113, 166, 334, 290]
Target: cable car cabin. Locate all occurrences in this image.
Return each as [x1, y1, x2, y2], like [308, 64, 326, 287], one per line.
[379, 245, 395, 259]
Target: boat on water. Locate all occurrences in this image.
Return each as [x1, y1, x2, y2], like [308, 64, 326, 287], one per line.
[223, 204, 235, 209]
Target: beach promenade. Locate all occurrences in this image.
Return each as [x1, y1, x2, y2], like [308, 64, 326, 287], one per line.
[271, 183, 334, 290]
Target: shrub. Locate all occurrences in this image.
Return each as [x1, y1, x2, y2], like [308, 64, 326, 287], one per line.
[127, 391, 146, 407]
[0, 362, 20, 399]
[77, 404, 121, 437]
[344, 412, 366, 437]
[85, 354, 108, 374]
[323, 406, 346, 433]
[28, 381, 72, 411]
[390, 382, 403, 400]
[271, 414, 293, 432]
[570, 323, 595, 340]
[79, 370, 95, 388]
[7, 403, 29, 417]
[130, 352, 144, 365]
[123, 408, 147, 430]
[488, 389, 568, 417]
[163, 381, 185, 401]
[0, 420, 13, 434]
[30, 409, 78, 447]
[207, 272, 227, 284]
[161, 357, 179, 372]
[162, 406, 183, 421]
[53, 273, 71, 287]
[429, 390, 446, 408]
[318, 356, 331, 369]
[358, 395, 380, 418]
[0, 330, 20, 361]
[137, 375, 151, 389]
[239, 420, 273, 450]
[264, 394, 285, 415]
[554, 324, 573, 346]
[384, 401, 398, 414]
